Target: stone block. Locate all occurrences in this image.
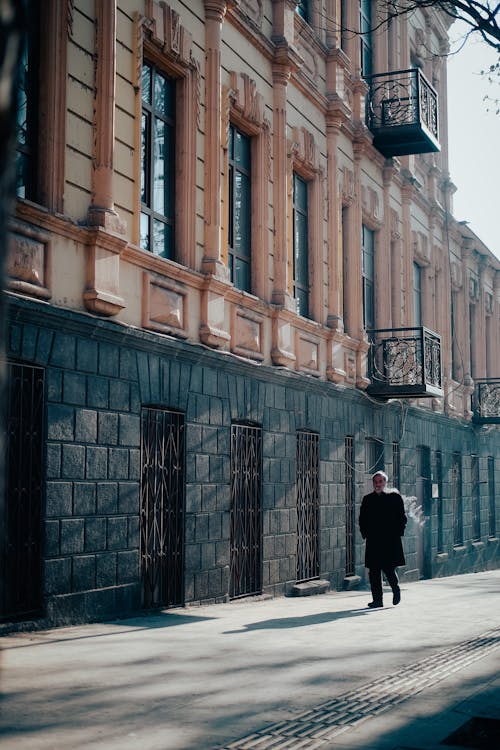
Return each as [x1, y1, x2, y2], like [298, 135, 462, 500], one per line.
[117, 550, 139, 584]
[98, 342, 120, 377]
[185, 543, 201, 572]
[47, 369, 63, 402]
[46, 443, 61, 479]
[44, 557, 71, 595]
[108, 447, 129, 479]
[72, 555, 96, 591]
[84, 518, 106, 552]
[129, 449, 140, 480]
[128, 516, 140, 547]
[96, 552, 117, 587]
[201, 542, 216, 570]
[287, 579, 330, 597]
[118, 482, 139, 514]
[50, 333, 76, 369]
[60, 518, 85, 554]
[62, 444, 86, 479]
[119, 413, 140, 446]
[119, 348, 138, 381]
[86, 446, 108, 480]
[195, 454, 209, 483]
[196, 513, 209, 542]
[86, 375, 109, 409]
[74, 483, 96, 515]
[97, 482, 118, 514]
[77, 338, 98, 373]
[46, 481, 72, 517]
[107, 516, 128, 550]
[97, 412, 118, 445]
[44, 520, 60, 556]
[47, 404, 75, 441]
[63, 372, 87, 406]
[35, 328, 54, 364]
[75, 409, 97, 443]
[110, 380, 130, 412]
[201, 484, 217, 513]
[186, 484, 202, 514]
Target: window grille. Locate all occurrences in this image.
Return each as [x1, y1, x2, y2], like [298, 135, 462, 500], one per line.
[296, 430, 320, 582]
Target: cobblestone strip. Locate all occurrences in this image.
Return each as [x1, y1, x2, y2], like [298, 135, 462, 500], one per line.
[221, 628, 500, 750]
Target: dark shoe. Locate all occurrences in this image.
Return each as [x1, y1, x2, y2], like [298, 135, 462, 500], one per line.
[392, 587, 401, 605]
[367, 601, 383, 608]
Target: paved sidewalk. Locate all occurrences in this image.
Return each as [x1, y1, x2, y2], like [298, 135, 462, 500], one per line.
[1, 570, 499, 750]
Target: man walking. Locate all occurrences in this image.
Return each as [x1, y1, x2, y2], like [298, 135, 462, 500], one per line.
[359, 471, 407, 608]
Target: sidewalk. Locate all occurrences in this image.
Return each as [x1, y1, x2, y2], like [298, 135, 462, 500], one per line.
[1, 570, 499, 750]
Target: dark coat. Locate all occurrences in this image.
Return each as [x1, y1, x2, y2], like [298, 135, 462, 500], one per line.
[359, 490, 407, 569]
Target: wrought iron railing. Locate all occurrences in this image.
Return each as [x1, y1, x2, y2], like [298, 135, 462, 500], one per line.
[364, 68, 439, 156]
[473, 379, 500, 423]
[366, 67, 438, 134]
[367, 327, 442, 398]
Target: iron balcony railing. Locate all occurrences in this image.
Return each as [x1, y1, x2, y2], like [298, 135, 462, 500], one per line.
[473, 379, 500, 423]
[367, 326, 443, 399]
[365, 68, 440, 157]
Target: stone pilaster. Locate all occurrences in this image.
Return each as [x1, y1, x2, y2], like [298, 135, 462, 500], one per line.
[84, 0, 125, 317]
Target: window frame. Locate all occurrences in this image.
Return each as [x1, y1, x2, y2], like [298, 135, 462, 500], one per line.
[292, 171, 310, 318]
[362, 224, 375, 331]
[228, 122, 252, 293]
[140, 61, 176, 261]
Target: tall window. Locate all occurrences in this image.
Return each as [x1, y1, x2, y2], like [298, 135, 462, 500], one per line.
[362, 225, 375, 331]
[141, 63, 175, 259]
[293, 173, 310, 317]
[228, 124, 251, 292]
[413, 262, 422, 326]
[488, 457, 496, 537]
[360, 0, 373, 76]
[296, 0, 310, 22]
[16, 4, 40, 200]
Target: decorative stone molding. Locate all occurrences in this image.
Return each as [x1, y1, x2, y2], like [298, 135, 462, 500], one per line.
[142, 272, 188, 338]
[83, 229, 126, 317]
[227, 71, 265, 126]
[341, 166, 356, 205]
[469, 272, 480, 303]
[412, 230, 430, 266]
[450, 260, 462, 291]
[296, 332, 320, 376]
[199, 277, 231, 349]
[239, 0, 263, 27]
[142, 0, 193, 65]
[289, 126, 318, 175]
[271, 311, 296, 367]
[390, 209, 401, 241]
[231, 306, 264, 360]
[7, 220, 52, 300]
[485, 291, 494, 315]
[361, 185, 382, 226]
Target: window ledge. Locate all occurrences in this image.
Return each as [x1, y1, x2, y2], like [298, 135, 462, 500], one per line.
[435, 552, 448, 562]
[453, 545, 467, 555]
[471, 540, 485, 551]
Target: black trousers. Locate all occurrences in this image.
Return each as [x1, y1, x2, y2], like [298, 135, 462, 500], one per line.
[369, 566, 399, 603]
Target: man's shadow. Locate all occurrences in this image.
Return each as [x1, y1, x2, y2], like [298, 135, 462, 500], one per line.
[224, 607, 375, 633]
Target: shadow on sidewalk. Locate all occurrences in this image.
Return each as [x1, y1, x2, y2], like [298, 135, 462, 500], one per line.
[224, 606, 373, 633]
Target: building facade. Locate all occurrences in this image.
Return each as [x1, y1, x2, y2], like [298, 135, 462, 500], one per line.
[2, 0, 499, 628]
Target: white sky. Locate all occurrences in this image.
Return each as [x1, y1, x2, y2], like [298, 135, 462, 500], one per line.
[446, 20, 500, 259]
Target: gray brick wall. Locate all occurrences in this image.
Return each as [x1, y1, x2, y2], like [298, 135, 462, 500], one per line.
[5, 297, 500, 628]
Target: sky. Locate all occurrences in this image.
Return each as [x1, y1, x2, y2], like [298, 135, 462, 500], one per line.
[446, 19, 500, 259]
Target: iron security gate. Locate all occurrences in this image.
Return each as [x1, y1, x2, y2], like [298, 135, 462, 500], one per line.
[296, 430, 320, 582]
[141, 408, 185, 608]
[230, 423, 262, 598]
[2, 362, 44, 620]
[345, 436, 355, 577]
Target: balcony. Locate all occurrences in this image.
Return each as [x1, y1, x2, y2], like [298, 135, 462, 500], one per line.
[473, 379, 500, 423]
[365, 68, 440, 158]
[366, 327, 443, 399]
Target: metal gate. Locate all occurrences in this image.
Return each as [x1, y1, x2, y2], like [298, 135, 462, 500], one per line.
[1, 362, 44, 620]
[345, 436, 355, 577]
[140, 408, 185, 608]
[296, 430, 320, 582]
[230, 423, 262, 598]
